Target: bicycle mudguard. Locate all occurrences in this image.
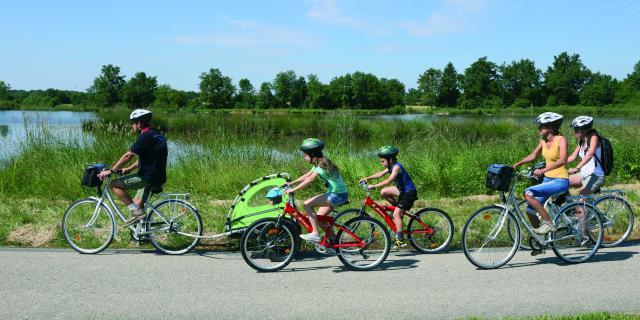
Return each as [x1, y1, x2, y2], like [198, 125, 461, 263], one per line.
[225, 173, 292, 232]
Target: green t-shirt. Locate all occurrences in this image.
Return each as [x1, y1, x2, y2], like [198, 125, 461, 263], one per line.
[312, 166, 348, 194]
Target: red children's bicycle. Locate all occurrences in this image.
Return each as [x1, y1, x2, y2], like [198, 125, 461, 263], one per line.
[335, 182, 454, 253]
[240, 186, 391, 272]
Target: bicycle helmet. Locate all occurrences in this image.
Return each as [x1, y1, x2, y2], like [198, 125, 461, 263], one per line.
[300, 138, 324, 157]
[535, 112, 563, 130]
[570, 116, 594, 130]
[265, 187, 283, 205]
[129, 109, 152, 123]
[377, 146, 399, 158]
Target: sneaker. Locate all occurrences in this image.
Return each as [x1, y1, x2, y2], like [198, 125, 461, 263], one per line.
[393, 239, 408, 250]
[300, 233, 321, 243]
[533, 221, 556, 235]
[123, 208, 146, 227]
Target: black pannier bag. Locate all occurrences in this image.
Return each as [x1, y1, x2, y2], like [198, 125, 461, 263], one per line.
[486, 164, 515, 192]
[81, 163, 106, 187]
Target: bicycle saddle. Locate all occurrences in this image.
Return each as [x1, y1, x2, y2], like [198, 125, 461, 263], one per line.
[149, 186, 163, 194]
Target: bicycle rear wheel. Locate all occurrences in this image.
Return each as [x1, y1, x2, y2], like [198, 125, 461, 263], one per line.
[336, 216, 390, 271]
[407, 208, 453, 253]
[146, 199, 202, 255]
[551, 202, 603, 264]
[462, 205, 519, 269]
[594, 195, 634, 248]
[240, 218, 299, 272]
[62, 198, 115, 254]
[334, 208, 368, 226]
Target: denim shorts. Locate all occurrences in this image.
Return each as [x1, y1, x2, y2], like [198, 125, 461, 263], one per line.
[580, 174, 605, 193]
[327, 192, 349, 207]
[524, 177, 569, 214]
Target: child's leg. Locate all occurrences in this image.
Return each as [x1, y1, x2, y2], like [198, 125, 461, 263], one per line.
[380, 186, 399, 206]
[303, 193, 333, 235]
[316, 206, 336, 239]
[393, 207, 406, 239]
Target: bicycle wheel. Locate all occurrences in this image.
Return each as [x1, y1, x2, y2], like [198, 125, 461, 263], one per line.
[334, 208, 368, 226]
[462, 205, 519, 269]
[594, 195, 634, 248]
[62, 198, 115, 254]
[407, 208, 453, 253]
[336, 216, 390, 271]
[146, 199, 202, 255]
[551, 202, 603, 264]
[240, 218, 299, 272]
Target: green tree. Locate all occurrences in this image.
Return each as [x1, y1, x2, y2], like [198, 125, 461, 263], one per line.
[460, 57, 501, 109]
[543, 52, 590, 106]
[437, 63, 460, 107]
[122, 72, 158, 108]
[417, 68, 442, 106]
[580, 72, 617, 106]
[404, 88, 422, 105]
[500, 59, 543, 107]
[236, 78, 256, 108]
[92, 64, 125, 108]
[273, 70, 298, 108]
[256, 82, 277, 109]
[327, 74, 353, 108]
[198, 68, 235, 109]
[381, 78, 405, 107]
[0, 81, 10, 100]
[616, 60, 640, 103]
[155, 84, 187, 108]
[351, 71, 383, 109]
[305, 74, 331, 109]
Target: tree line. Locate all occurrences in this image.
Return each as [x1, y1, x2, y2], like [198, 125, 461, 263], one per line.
[1, 51, 639, 110]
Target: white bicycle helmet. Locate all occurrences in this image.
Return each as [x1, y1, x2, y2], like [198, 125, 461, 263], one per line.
[571, 116, 594, 130]
[129, 109, 152, 122]
[535, 112, 563, 125]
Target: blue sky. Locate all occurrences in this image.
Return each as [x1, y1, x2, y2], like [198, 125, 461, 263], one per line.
[1, 0, 639, 91]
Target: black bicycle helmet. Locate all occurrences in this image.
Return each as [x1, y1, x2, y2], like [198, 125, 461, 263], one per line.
[300, 138, 324, 157]
[377, 146, 399, 159]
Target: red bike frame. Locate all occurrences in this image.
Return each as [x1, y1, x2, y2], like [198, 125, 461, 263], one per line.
[359, 190, 435, 236]
[282, 195, 368, 249]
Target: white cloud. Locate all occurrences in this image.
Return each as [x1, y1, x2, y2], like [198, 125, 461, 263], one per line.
[398, 0, 491, 36]
[305, 0, 390, 35]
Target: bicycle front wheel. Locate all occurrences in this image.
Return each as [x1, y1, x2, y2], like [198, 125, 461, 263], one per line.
[594, 195, 634, 248]
[551, 202, 603, 264]
[462, 205, 519, 269]
[240, 218, 299, 272]
[337, 216, 390, 271]
[407, 208, 454, 253]
[62, 198, 115, 254]
[146, 199, 202, 255]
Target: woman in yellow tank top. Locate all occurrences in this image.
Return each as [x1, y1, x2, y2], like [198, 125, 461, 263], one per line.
[513, 112, 570, 235]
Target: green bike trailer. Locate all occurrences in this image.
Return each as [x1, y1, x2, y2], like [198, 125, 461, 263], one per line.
[224, 173, 291, 236]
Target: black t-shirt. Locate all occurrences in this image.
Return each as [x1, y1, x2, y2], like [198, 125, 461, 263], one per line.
[130, 128, 168, 186]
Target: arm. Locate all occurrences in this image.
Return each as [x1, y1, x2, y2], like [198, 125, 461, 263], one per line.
[289, 170, 313, 186]
[370, 166, 400, 189]
[512, 141, 543, 169]
[536, 136, 568, 176]
[360, 169, 388, 183]
[98, 151, 137, 179]
[574, 135, 599, 172]
[287, 171, 319, 193]
[567, 145, 580, 163]
[123, 160, 139, 174]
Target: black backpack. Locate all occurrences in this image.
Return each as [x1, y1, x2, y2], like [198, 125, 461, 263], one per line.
[587, 134, 613, 176]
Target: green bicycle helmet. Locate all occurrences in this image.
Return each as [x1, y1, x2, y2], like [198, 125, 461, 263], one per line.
[300, 138, 324, 157]
[377, 146, 399, 158]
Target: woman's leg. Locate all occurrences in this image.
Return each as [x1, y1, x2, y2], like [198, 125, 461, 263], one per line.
[569, 173, 582, 189]
[303, 193, 333, 235]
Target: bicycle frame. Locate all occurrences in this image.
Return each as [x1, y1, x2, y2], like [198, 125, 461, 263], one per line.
[355, 183, 435, 235]
[279, 189, 369, 250]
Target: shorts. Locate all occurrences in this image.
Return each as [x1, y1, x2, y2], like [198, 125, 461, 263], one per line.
[524, 177, 569, 214]
[110, 174, 152, 203]
[397, 190, 418, 211]
[580, 173, 605, 193]
[327, 192, 349, 207]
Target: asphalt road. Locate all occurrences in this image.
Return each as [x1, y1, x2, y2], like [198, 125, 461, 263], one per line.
[1, 242, 639, 320]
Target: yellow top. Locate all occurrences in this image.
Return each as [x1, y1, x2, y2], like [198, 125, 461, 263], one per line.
[541, 137, 568, 179]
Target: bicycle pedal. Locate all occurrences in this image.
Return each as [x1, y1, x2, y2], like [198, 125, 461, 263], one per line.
[530, 249, 545, 256]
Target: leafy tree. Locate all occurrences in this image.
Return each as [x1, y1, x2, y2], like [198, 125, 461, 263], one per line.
[198, 68, 235, 109]
[417, 68, 442, 106]
[500, 59, 543, 107]
[235, 78, 256, 108]
[122, 72, 158, 108]
[351, 72, 383, 109]
[437, 63, 460, 107]
[256, 82, 277, 109]
[404, 88, 422, 105]
[543, 52, 589, 106]
[92, 64, 125, 108]
[155, 84, 187, 108]
[615, 60, 640, 103]
[381, 78, 405, 107]
[460, 57, 501, 108]
[0, 81, 10, 100]
[327, 73, 353, 108]
[305, 74, 331, 109]
[273, 71, 307, 108]
[580, 72, 617, 106]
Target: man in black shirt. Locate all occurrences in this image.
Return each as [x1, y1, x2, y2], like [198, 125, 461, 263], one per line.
[98, 109, 168, 226]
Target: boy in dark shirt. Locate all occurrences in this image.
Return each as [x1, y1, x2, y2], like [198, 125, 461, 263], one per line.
[98, 109, 168, 226]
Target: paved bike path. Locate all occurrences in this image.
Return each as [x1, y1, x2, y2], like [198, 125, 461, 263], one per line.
[1, 243, 639, 319]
